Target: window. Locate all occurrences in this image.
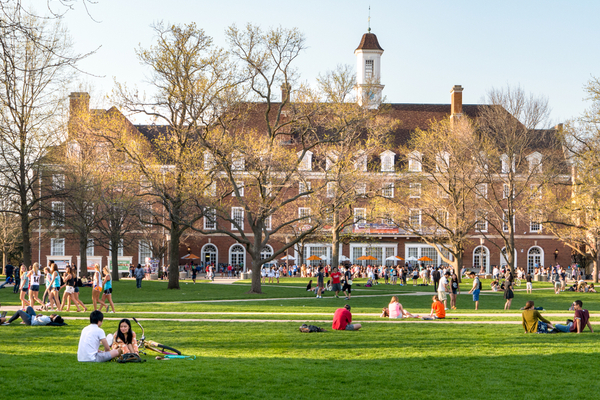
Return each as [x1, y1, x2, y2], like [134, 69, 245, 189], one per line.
[408, 151, 422, 172]
[476, 183, 488, 199]
[232, 151, 245, 170]
[297, 150, 313, 171]
[436, 210, 448, 227]
[230, 244, 245, 267]
[326, 182, 336, 198]
[50, 238, 65, 256]
[204, 208, 216, 230]
[436, 151, 450, 173]
[527, 247, 543, 272]
[501, 154, 515, 173]
[354, 151, 367, 172]
[86, 239, 94, 257]
[365, 59, 374, 79]
[202, 244, 217, 265]
[264, 215, 272, 231]
[299, 181, 311, 197]
[204, 151, 215, 170]
[231, 207, 244, 230]
[354, 208, 366, 225]
[260, 245, 274, 261]
[530, 184, 542, 200]
[205, 181, 216, 197]
[527, 152, 542, 174]
[530, 211, 542, 232]
[356, 182, 367, 196]
[409, 209, 421, 229]
[503, 184, 514, 199]
[298, 207, 311, 223]
[380, 150, 395, 172]
[139, 240, 152, 262]
[51, 201, 65, 227]
[140, 176, 152, 192]
[52, 174, 65, 191]
[409, 182, 421, 198]
[382, 213, 395, 225]
[382, 183, 394, 198]
[473, 246, 489, 271]
[438, 183, 449, 199]
[140, 202, 152, 226]
[475, 210, 488, 232]
[326, 151, 338, 171]
[110, 240, 124, 257]
[232, 181, 244, 197]
[502, 210, 515, 232]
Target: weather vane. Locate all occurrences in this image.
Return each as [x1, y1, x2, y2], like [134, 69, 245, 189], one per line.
[368, 6, 371, 32]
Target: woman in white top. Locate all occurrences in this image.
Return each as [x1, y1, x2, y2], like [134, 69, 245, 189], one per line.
[41, 267, 52, 307]
[91, 264, 105, 311]
[28, 262, 45, 309]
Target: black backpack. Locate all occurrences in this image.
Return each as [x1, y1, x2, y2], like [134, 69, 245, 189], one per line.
[478, 279, 482, 290]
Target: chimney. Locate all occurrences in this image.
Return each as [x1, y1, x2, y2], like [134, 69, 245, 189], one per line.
[450, 85, 463, 117]
[281, 83, 291, 103]
[68, 92, 90, 138]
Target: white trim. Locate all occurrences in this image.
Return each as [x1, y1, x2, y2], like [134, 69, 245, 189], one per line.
[229, 243, 246, 272]
[527, 246, 544, 272]
[500, 247, 518, 269]
[231, 207, 244, 230]
[201, 243, 218, 265]
[473, 245, 490, 273]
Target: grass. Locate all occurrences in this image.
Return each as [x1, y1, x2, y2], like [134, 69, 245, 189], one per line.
[1, 276, 599, 399]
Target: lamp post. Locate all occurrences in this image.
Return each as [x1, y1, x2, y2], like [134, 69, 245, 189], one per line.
[554, 249, 559, 264]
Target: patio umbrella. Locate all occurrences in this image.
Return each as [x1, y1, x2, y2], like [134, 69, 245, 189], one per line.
[357, 255, 378, 261]
[406, 256, 418, 261]
[280, 255, 296, 260]
[418, 256, 433, 262]
[181, 253, 200, 260]
[385, 255, 404, 261]
[306, 255, 322, 261]
[339, 255, 350, 261]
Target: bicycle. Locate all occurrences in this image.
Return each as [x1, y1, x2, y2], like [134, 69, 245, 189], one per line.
[133, 317, 181, 356]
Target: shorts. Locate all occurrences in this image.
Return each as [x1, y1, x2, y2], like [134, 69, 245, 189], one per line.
[451, 288, 457, 295]
[472, 289, 480, 301]
[332, 283, 341, 292]
[526, 282, 532, 290]
[344, 324, 355, 331]
[104, 288, 113, 295]
[30, 285, 40, 291]
[75, 286, 79, 293]
[66, 286, 75, 294]
[22, 287, 29, 292]
[555, 281, 561, 287]
[437, 291, 447, 301]
[94, 351, 114, 362]
[342, 283, 351, 293]
[317, 282, 324, 289]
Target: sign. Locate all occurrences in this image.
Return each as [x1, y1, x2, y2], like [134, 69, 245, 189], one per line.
[145, 257, 160, 273]
[109, 259, 132, 272]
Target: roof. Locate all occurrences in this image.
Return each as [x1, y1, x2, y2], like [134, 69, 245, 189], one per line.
[355, 33, 384, 52]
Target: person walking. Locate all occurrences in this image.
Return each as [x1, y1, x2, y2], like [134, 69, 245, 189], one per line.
[101, 266, 115, 313]
[134, 264, 144, 288]
[468, 271, 481, 310]
[316, 266, 324, 298]
[450, 271, 460, 310]
[91, 264, 105, 311]
[27, 262, 45, 309]
[19, 265, 30, 310]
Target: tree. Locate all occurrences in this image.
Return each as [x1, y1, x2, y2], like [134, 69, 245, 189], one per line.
[0, 11, 84, 266]
[378, 116, 483, 278]
[0, 209, 21, 273]
[473, 86, 561, 273]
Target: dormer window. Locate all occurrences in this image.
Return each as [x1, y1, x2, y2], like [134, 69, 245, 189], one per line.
[408, 151, 422, 172]
[500, 154, 515, 174]
[527, 152, 542, 174]
[380, 150, 395, 172]
[232, 151, 245, 171]
[354, 151, 367, 172]
[297, 150, 313, 171]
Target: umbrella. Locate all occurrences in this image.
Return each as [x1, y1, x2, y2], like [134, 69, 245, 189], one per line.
[280, 255, 296, 260]
[418, 256, 433, 262]
[181, 253, 200, 260]
[357, 255, 378, 261]
[339, 255, 350, 261]
[385, 255, 404, 261]
[406, 256, 418, 261]
[306, 255, 322, 261]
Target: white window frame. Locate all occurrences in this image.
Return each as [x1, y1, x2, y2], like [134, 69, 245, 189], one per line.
[501, 154, 515, 174]
[502, 209, 516, 232]
[299, 181, 311, 197]
[365, 59, 374, 79]
[204, 151, 215, 170]
[527, 152, 542, 174]
[231, 151, 245, 171]
[232, 181, 244, 197]
[297, 150, 313, 171]
[475, 210, 488, 233]
[356, 182, 367, 196]
[138, 240, 152, 262]
[231, 207, 244, 230]
[50, 238, 65, 256]
[298, 207, 311, 223]
[205, 181, 216, 197]
[204, 207, 216, 230]
[530, 184, 542, 200]
[354, 208, 366, 225]
[530, 211, 542, 233]
[436, 151, 450, 173]
[409, 209, 421, 229]
[355, 151, 367, 172]
[476, 183, 488, 199]
[326, 151, 338, 171]
[52, 174, 65, 191]
[264, 215, 272, 231]
[51, 201, 65, 227]
[109, 239, 124, 258]
[86, 238, 94, 257]
[409, 182, 421, 198]
[408, 151, 422, 172]
[326, 182, 336, 198]
[503, 184, 514, 199]
[380, 150, 395, 172]
[382, 182, 394, 198]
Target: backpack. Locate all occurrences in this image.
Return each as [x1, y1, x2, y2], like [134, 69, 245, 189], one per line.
[117, 353, 145, 363]
[299, 324, 326, 333]
[478, 279, 482, 290]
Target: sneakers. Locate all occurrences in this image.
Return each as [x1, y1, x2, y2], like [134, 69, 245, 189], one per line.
[345, 297, 349, 300]
[1, 322, 10, 326]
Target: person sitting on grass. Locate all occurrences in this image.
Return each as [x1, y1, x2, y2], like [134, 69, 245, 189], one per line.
[77, 310, 122, 362]
[422, 295, 446, 320]
[382, 296, 419, 319]
[332, 304, 361, 331]
[1, 306, 64, 326]
[553, 300, 594, 334]
[490, 279, 500, 292]
[110, 318, 139, 355]
[522, 300, 553, 333]
[589, 284, 597, 293]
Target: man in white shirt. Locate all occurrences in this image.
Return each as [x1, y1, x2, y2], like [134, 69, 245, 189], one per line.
[438, 271, 450, 310]
[77, 310, 122, 362]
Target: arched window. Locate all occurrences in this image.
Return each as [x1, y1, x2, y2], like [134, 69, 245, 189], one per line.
[473, 246, 489, 272]
[500, 247, 518, 269]
[202, 244, 218, 266]
[229, 244, 245, 270]
[527, 247, 543, 273]
[261, 245, 274, 267]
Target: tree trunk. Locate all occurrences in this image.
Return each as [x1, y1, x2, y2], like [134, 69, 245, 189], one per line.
[594, 249, 599, 284]
[453, 254, 463, 283]
[79, 236, 88, 279]
[2, 251, 6, 275]
[21, 213, 31, 266]
[111, 237, 120, 281]
[249, 233, 263, 294]
[168, 227, 181, 289]
[330, 224, 340, 271]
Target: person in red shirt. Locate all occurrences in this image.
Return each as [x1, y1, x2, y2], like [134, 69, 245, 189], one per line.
[330, 267, 343, 298]
[332, 305, 361, 331]
[422, 295, 446, 320]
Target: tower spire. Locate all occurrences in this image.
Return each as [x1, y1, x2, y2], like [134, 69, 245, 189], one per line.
[368, 6, 371, 32]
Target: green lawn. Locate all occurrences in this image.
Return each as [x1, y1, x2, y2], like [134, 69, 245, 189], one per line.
[1, 277, 598, 399]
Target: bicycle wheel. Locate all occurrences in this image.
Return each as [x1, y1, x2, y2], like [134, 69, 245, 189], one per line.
[147, 340, 181, 355]
[514, 279, 521, 287]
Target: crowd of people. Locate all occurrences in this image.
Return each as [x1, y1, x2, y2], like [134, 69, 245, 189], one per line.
[1, 262, 116, 313]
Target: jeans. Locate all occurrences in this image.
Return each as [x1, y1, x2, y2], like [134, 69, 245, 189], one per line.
[555, 322, 573, 333]
[8, 306, 35, 325]
[136, 278, 142, 288]
[13, 278, 20, 293]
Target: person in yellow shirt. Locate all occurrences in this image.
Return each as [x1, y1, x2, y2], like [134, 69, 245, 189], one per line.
[522, 300, 553, 333]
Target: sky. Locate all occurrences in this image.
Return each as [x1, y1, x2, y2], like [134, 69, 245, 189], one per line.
[50, 0, 600, 125]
